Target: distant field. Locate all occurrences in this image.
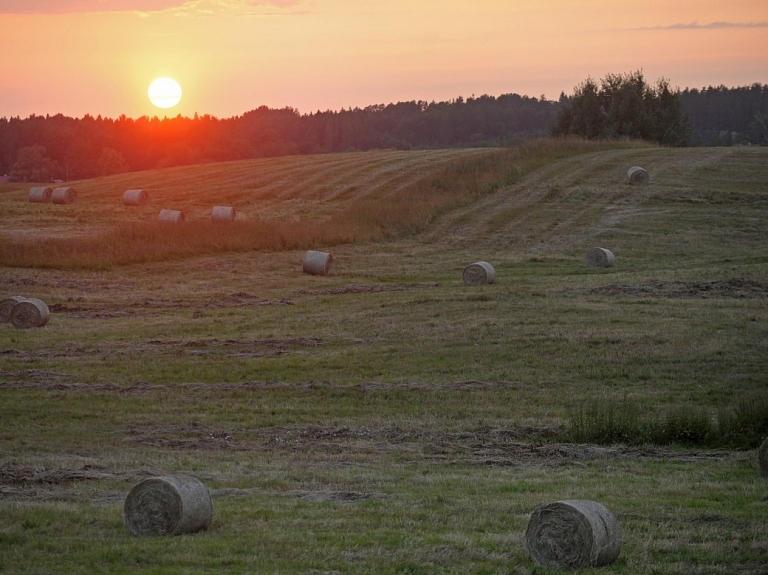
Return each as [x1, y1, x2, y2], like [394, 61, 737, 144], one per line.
[1, 141, 767, 574]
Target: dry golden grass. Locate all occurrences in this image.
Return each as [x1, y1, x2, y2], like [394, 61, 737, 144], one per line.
[0, 139, 639, 269]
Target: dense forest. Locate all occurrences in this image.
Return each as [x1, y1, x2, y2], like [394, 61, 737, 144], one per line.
[679, 84, 768, 146]
[1, 82, 766, 182]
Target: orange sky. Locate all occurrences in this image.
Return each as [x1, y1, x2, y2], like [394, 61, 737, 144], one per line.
[0, 0, 766, 119]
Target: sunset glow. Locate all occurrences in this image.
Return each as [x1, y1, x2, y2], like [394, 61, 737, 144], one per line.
[0, 1, 766, 119]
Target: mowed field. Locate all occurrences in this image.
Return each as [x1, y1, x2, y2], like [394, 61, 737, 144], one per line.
[1, 142, 767, 573]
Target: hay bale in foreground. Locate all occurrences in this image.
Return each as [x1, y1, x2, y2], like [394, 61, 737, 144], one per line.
[462, 261, 495, 285]
[627, 166, 649, 185]
[526, 499, 622, 569]
[29, 187, 53, 203]
[51, 187, 77, 204]
[124, 475, 213, 536]
[759, 437, 768, 478]
[123, 189, 149, 206]
[0, 296, 26, 323]
[586, 247, 615, 268]
[211, 205, 236, 222]
[303, 250, 333, 276]
[158, 209, 185, 223]
[9, 297, 50, 329]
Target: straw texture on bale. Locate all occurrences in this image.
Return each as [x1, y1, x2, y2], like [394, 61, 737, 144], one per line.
[303, 250, 333, 276]
[462, 261, 495, 285]
[211, 205, 236, 222]
[759, 437, 768, 478]
[124, 475, 213, 536]
[627, 166, 649, 185]
[158, 209, 185, 224]
[586, 247, 615, 268]
[29, 187, 53, 203]
[123, 189, 149, 206]
[51, 187, 77, 204]
[526, 499, 622, 569]
[9, 297, 50, 329]
[0, 296, 26, 323]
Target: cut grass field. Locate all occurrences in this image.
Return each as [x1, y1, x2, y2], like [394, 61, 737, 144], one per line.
[1, 139, 767, 573]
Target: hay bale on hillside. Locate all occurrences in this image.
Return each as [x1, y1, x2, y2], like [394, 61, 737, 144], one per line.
[0, 296, 26, 322]
[462, 261, 495, 285]
[51, 187, 77, 204]
[586, 247, 615, 268]
[627, 166, 649, 185]
[211, 205, 236, 222]
[759, 437, 768, 478]
[526, 499, 622, 569]
[124, 475, 213, 536]
[158, 209, 185, 223]
[29, 187, 53, 203]
[9, 297, 50, 329]
[123, 189, 149, 206]
[303, 250, 333, 276]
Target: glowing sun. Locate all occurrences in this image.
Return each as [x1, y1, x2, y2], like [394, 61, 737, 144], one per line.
[148, 78, 182, 109]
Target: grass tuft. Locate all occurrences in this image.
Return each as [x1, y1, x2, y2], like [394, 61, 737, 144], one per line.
[567, 394, 768, 448]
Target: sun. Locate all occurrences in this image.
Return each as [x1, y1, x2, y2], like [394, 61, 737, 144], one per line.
[148, 78, 182, 109]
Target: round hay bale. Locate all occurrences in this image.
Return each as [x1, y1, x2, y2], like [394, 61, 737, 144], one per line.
[123, 189, 149, 206]
[526, 499, 622, 569]
[303, 250, 333, 276]
[759, 437, 768, 478]
[158, 209, 185, 224]
[51, 187, 77, 204]
[211, 205, 236, 222]
[29, 187, 53, 203]
[462, 261, 495, 285]
[585, 247, 615, 268]
[0, 296, 26, 323]
[9, 297, 50, 329]
[627, 166, 649, 185]
[124, 475, 213, 536]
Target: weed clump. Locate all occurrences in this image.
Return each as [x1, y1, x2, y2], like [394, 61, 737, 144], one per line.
[567, 394, 768, 448]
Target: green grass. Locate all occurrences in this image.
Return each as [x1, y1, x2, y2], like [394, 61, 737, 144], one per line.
[1, 141, 767, 573]
[567, 393, 768, 448]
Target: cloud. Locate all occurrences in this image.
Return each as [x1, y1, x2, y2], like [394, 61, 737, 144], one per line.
[635, 21, 768, 31]
[0, 0, 300, 15]
[173, 0, 301, 15]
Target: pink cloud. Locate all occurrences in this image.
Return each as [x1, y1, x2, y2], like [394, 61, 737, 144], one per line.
[0, 0, 299, 14]
[0, 0, 183, 13]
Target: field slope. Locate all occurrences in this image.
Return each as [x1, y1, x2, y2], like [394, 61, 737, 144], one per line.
[1, 142, 767, 574]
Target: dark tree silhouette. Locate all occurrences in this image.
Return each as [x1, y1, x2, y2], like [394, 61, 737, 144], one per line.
[553, 71, 691, 146]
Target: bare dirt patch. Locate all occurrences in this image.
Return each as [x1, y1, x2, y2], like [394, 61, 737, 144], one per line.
[119, 421, 740, 468]
[0, 338, 323, 368]
[1, 421, 745, 505]
[0, 464, 155, 486]
[587, 278, 768, 298]
[47, 293, 295, 320]
[291, 283, 438, 296]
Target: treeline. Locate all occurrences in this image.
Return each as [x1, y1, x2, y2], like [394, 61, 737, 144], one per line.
[0, 94, 557, 181]
[1, 82, 767, 182]
[679, 84, 768, 146]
